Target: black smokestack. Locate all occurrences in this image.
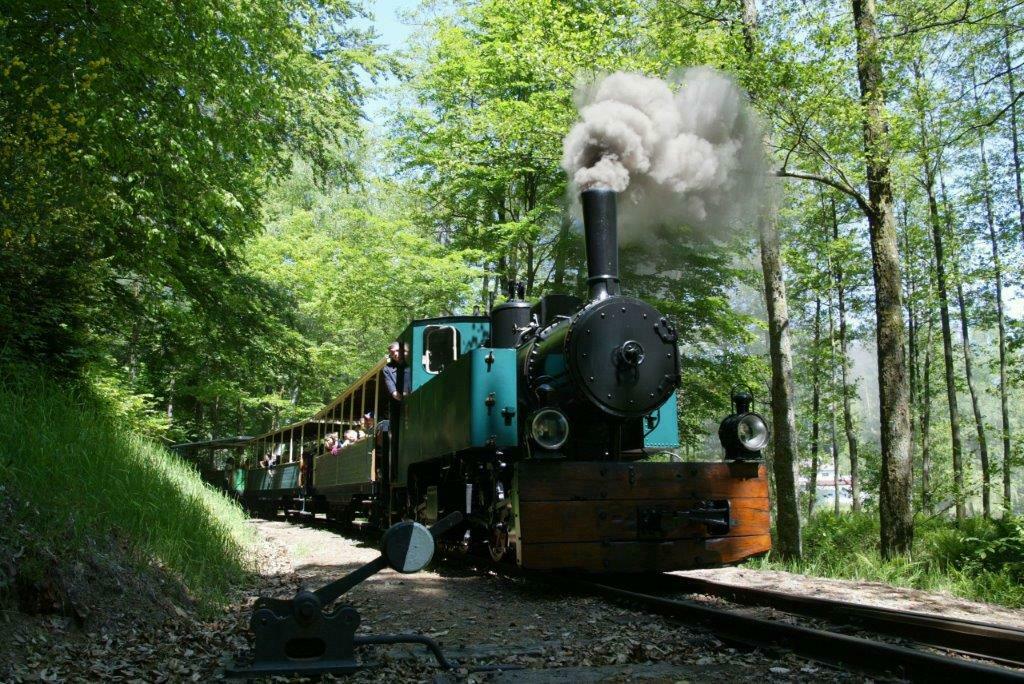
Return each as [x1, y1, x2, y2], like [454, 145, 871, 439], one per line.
[581, 188, 620, 300]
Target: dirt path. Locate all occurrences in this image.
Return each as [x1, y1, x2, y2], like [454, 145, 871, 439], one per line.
[245, 518, 862, 682]
[23, 517, 1015, 681]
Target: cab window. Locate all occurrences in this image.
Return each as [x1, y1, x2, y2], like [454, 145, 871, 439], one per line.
[423, 325, 459, 374]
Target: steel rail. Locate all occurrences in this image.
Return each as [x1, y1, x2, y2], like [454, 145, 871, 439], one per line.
[571, 578, 1024, 682]
[653, 573, 1024, 668]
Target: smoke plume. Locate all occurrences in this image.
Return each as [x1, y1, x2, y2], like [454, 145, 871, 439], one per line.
[562, 68, 766, 239]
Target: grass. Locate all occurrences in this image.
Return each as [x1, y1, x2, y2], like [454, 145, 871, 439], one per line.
[750, 510, 1024, 608]
[0, 368, 254, 608]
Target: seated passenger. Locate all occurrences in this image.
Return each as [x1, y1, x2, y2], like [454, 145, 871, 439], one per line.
[324, 433, 340, 455]
[342, 429, 359, 447]
[358, 412, 373, 439]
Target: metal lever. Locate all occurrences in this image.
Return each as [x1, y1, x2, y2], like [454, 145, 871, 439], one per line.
[316, 511, 462, 606]
[227, 512, 464, 677]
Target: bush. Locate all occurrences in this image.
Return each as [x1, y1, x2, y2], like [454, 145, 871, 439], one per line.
[0, 368, 254, 609]
[922, 516, 1024, 582]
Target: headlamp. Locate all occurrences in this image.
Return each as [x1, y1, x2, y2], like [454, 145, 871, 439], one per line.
[530, 408, 569, 450]
[718, 391, 769, 459]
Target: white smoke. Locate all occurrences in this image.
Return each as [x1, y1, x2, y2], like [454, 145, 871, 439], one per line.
[562, 68, 766, 240]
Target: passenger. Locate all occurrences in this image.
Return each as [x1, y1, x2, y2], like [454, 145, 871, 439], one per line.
[342, 429, 359, 447]
[402, 342, 412, 396]
[358, 412, 373, 439]
[300, 449, 314, 495]
[383, 342, 403, 402]
[374, 418, 391, 483]
[324, 433, 340, 455]
[382, 340, 407, 466]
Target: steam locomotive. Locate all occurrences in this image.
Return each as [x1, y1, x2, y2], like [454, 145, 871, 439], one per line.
[184, 189, 772, 572]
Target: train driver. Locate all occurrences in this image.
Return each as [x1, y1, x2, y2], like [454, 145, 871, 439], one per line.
[383, 341, 403, 402]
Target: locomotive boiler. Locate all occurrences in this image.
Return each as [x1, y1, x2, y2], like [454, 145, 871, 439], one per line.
[192, 188, 773, 573]
[509, 188, 682, 460]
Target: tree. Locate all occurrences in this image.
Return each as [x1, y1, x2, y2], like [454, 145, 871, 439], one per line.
[740, 0, 802, 559]
[911, 60, 966, 520]
[808, 296, 823, 516]
[854, 0, 912, 551]
[829, 197, 862, 512]
[0, 0, 379, 375]
[771, 0, 913, 551]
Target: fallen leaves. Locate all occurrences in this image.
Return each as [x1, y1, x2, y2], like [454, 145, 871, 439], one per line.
[4, 518, 864, 682]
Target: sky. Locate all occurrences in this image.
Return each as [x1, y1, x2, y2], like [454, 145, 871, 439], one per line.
[355, 0, 422, 128]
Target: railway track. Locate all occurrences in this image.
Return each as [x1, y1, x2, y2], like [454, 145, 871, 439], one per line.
[570, 575, 1024, 682]
[654, 573, 1024, 668]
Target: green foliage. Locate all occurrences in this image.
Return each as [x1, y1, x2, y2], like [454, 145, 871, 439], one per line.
[242, 163, 480, 420]
[0, 367, 254, 606]
[753, 511, 1024, 608]
[925, 516, 1024, 580]
[0, 0, 379, 372]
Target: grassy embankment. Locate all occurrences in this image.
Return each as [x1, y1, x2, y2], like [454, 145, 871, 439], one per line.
[0, 369, 254, 610]
[752, 511, 1024, 608]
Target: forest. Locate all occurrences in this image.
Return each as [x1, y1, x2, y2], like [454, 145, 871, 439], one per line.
[2, 0, 1023, 606]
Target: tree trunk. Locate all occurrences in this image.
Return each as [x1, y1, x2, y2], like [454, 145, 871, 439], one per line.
[925, 175, 964, 519]
[922, 338, 933, 514]
[830, 198, 860, 511]
[987, 175, 1014, 515]
[940, 172, 991, 518]
[901, 206, 930, 514]
[742, 0, 801, 558]
[902, 207, 917, 462]
[955, 278, 991, 517]
[852, 0, 912, 554]
[828, 296, 841, 515]
[482, 263, 491, 310]
[526, 240, 535, 296]
[1003, 24, 1024, 237]
[759, 210, 802, 557]
[497, 254, 509, 299]
[832, 408, 840, 515]
[809, 296, 822, 517]
[977, 68, 1014, 513]
[912, 58, 964, 520]
[166, 377, 175, 427]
